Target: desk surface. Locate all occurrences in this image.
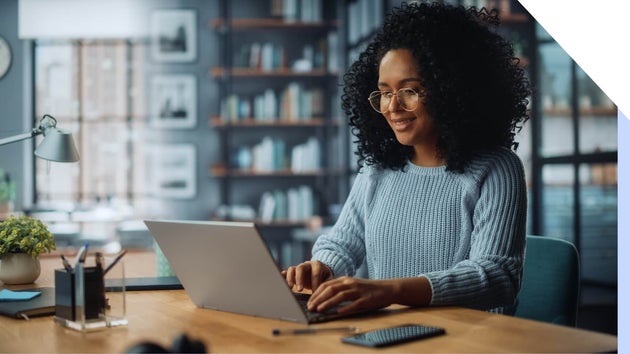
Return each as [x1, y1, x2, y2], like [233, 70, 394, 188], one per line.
[0, 253, 618, 353]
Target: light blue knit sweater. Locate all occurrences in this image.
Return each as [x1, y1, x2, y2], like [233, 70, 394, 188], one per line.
[311, 147, 527, 311]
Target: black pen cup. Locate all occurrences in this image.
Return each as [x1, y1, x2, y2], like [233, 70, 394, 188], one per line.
[55, 266, 106, 321]
[54, 256, 127, 332]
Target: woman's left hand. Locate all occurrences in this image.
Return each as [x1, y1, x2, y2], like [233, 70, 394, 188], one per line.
[306, 276, 399, 314]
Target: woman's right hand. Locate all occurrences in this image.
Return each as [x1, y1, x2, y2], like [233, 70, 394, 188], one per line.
[282, 260, 332, 292]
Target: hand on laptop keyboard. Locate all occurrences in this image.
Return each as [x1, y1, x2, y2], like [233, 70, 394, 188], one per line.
[282, 260, 333, 292]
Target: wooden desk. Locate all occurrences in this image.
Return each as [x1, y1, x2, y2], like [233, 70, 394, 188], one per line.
[0, 253, 618, 353]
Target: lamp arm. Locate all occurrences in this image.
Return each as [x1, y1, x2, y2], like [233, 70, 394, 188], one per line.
[0, 129, 42, 146]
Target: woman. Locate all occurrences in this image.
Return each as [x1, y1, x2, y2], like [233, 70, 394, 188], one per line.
[284, 2, 530, 315]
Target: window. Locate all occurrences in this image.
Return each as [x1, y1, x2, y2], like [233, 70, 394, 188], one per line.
[33, 40, 156, 248]
[531, 25, 617, 286]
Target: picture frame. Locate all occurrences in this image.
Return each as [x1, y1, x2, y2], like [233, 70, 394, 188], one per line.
[145, 144, 197, 199]
[150, 74, 197, 129]
[150, 9, 197, 63]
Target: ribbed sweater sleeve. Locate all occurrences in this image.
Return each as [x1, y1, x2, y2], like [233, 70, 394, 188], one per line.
[311, 147, 527, 311]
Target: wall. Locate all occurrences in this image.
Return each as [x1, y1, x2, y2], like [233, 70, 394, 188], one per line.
[140, 0, 221, 221]
[0, 0, 27, 211]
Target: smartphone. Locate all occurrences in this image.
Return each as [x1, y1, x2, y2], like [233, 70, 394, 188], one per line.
[341, 324, 445, 348]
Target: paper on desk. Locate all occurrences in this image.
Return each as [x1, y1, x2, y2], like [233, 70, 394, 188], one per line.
[0, 289, 42, 301]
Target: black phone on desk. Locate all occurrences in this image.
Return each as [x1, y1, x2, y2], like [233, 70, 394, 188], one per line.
[341, 324, 445, 348]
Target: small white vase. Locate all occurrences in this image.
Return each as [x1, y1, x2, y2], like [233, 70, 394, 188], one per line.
[0, 253, 41, 285]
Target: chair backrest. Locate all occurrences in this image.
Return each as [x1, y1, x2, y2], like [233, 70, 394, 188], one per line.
[514, 235, 580, 326]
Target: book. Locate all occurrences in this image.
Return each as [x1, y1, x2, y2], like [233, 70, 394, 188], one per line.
[258, 192, 276, 223]
[0, 287, 55, 319]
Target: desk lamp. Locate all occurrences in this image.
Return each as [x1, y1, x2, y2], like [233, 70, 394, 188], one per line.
[0, 114, 79, 162]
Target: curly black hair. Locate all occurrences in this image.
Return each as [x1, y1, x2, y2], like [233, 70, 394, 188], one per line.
[342, 2, 530, 172]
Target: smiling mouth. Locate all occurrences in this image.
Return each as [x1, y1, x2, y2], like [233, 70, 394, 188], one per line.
[391, 117, 416, 130]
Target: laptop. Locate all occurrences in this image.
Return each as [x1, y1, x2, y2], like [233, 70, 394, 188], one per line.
[144, 219, 353, 324]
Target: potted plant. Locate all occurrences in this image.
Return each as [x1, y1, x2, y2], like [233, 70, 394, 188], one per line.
[0, 168, 16, 214]
[0, 215, 56, 284]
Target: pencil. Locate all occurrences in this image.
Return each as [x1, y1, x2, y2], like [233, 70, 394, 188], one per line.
[103, 249, 127, 275]
[60, 255, 73, 272]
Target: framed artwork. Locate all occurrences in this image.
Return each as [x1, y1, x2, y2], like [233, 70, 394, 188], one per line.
[145, 144, 197, 199]
[150, 74, 197, 129]
[150, 9, 197, 63]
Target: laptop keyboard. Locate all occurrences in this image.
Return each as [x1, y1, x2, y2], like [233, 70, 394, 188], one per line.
[294, 292, 314, 312]
[293, 292, 345, 322]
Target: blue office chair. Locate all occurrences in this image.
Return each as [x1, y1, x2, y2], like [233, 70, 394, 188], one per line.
[514, 235, 580, 326]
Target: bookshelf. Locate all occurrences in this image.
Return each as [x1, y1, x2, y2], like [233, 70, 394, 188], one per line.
[209, 0, 347, 229]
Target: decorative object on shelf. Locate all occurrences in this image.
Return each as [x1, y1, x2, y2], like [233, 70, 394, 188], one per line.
[0, 168, 15, 214]
[221, 82, 325, 123]
[0, 114, 80, 162]
[270, 0, 323, 22]
[0, 215, 56, 284]
[257, 185, 315, 223]
[150, 9, 197, 63]
[150, 74, 197, 129]
[145, 144, 197, 199]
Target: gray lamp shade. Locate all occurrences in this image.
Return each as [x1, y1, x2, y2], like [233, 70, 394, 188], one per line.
[34, 128, 80, 162]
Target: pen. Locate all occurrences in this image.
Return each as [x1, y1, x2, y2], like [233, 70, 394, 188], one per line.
[60, 255, 73, 272]
[74, 241, 89, 268]
[79, 247, 88, 263]
[95, 252, 104, 271]
[95, 251, 107, 313]
[103, 249, 127, 275]
[272, 326, 359, 336]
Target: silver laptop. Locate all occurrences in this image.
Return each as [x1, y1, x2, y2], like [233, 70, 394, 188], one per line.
[144, 219, 350, 324]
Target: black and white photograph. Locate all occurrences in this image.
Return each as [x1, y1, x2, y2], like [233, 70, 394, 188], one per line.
[150, 74, 197, 129]
[150, 9, 197, 62]
[145, 144, 196, 199]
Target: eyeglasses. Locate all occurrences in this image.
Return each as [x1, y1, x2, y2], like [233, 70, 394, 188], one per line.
[367, 88, 424, 113]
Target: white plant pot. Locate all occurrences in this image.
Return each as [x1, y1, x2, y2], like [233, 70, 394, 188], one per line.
[0, 253, 41, 285]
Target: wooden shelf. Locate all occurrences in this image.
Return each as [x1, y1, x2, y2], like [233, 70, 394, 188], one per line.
[210, 117, 341, 128]
[580, 107, 618, 116]
[500, 13, 530, 23]
[210, 165, 333, 178]
[543, 106, 617, 117]
[210, 67, 336, 78]
[211, 18, 337, 30]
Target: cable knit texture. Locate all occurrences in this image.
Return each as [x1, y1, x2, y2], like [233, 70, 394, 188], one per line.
[311, 147, 527, 311]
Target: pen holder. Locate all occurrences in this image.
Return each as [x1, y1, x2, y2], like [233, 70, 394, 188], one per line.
[55, 266, 105, 321]
[54, 258, 127, 332]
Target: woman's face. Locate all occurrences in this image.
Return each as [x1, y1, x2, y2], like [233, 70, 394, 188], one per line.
[377, 49, 440, 159]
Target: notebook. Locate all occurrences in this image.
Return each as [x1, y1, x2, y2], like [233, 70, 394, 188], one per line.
[0, 287, 55, 319]
[144, 219, 357, 324]
[105, 276, 183, 291]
